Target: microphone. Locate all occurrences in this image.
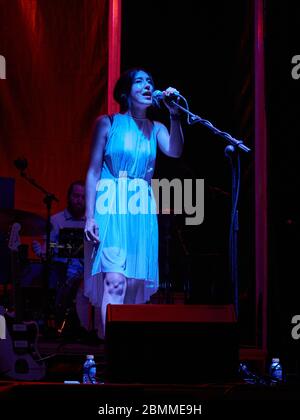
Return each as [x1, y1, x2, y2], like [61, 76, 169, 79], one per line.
[152, 90, 180, 104]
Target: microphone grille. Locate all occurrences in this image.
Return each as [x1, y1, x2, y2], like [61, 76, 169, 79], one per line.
[152, 90, 163, 99]
[152, 90, 163, 107]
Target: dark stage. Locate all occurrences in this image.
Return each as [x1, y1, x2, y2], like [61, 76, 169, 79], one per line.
[0, 339, 299, 418]
[1, 0, 300, 412]
[1, 302, 299, 410]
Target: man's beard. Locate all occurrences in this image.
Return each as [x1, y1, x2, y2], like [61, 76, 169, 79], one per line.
[68, 204, 85, 219]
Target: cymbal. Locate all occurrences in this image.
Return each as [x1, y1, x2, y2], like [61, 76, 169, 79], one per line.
[0, 208, 47, 236]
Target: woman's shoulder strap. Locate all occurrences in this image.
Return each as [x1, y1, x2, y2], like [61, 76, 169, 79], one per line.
[107, 114, 115, 125]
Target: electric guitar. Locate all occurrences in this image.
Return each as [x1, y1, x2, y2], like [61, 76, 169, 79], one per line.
[0, 223, 46, 380]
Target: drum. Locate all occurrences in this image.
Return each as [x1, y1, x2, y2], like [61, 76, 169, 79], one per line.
[20, 261, 44, 287]
[17, 261, 45, 321]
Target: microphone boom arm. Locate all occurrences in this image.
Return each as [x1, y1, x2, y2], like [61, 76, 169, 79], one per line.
[19, 171, 59, 203]
[169, 99, 251, 153]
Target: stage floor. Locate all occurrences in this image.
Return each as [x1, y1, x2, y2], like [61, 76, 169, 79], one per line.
[1, 337, 299, 419]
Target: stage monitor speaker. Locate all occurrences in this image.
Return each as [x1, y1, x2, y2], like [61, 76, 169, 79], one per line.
[105, 304, 238, 384]
[0, 177, 15, 209]
[0, 177, 15, 284]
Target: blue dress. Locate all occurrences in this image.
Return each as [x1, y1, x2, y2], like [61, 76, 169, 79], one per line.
[90, 113, 159, 303]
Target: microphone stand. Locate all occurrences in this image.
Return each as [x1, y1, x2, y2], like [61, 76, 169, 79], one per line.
[169, 100, 251, 319]
[225, 145, 240, 318]
[15, 164, 59, 326]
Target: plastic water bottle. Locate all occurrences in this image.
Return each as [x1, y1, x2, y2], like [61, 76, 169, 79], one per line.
[269, 357, 283, 384]
[82, 354, 97, 384]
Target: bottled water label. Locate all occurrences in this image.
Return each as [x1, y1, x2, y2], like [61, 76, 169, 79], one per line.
[270, 358, 283, 383]
[83, 355, 97, 384]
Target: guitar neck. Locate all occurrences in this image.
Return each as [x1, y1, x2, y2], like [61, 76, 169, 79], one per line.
[11, 249, 23, 323]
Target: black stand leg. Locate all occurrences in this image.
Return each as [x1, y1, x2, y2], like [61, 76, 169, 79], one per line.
[225, 145, 240, 319]
[14, 158, 59, 331]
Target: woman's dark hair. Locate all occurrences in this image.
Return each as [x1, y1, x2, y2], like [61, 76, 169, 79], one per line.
[113, 68, 154, 112]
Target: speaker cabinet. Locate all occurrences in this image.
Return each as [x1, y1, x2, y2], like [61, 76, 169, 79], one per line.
[105, 304, 238, 383]
[0, 177, 15, 209]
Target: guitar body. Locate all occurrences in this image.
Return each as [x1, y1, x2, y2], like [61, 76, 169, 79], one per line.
[0, 309, 46, 380]
[0, 224, 46, 381]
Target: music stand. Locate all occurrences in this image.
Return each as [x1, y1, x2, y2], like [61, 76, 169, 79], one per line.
[58, 228, 84, 259]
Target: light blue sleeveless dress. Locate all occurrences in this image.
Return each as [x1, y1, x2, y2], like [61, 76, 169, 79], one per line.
[91, 113, 159, 303]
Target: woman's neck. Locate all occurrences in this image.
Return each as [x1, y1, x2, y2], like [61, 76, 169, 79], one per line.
[126, 110, 147, 120]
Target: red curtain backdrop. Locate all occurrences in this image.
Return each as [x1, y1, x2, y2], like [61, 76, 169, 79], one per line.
[0, 0, 109, 216]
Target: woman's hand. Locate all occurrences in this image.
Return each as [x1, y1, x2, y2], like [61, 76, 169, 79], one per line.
[84, 217, 100, 244]
[162, 87, 181, 115]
